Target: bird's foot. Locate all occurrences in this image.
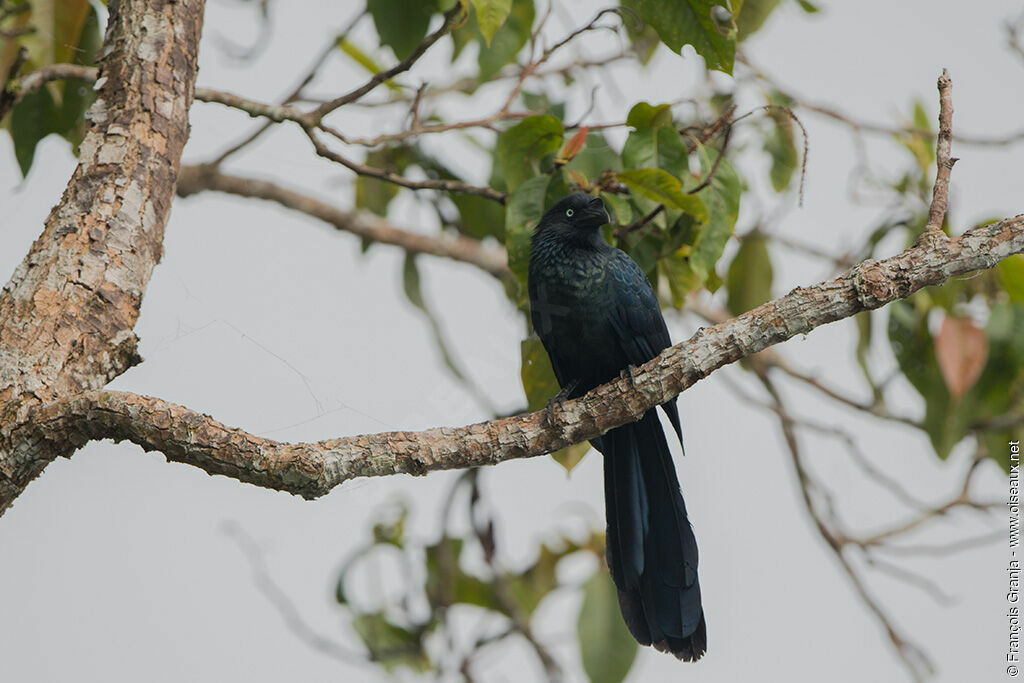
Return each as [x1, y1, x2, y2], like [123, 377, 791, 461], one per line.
[544, 379, 579, 425]
[620, 364, 638, 385]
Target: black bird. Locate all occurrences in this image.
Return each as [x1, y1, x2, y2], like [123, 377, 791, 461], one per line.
[527, 193, 706, 660]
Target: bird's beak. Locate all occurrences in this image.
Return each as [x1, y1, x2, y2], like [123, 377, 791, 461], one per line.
[583, 196, 610, 227]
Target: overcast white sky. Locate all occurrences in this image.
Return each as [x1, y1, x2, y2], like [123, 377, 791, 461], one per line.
[1, 1, 1020, 681]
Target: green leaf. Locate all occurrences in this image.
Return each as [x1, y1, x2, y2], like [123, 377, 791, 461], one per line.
[625, 101, 673, 129]
[726, 234, 773, 315]
[794, 0, 820, 12]
[10, 84, 58, 177]
[337, 38, 402, 91]
[625, 21, 661, 64]
[521, 336, 560, 412]
[854, 311, 875, 391]
[564, 131, 622, 181]
[551, 442, 590, 472]
[351, 613, 430, 672]
[897, 99, 935, 183]
[887, 299, 964, 459]
[737, 0, 781, 39]
[498, 115, 564, 192]
[451, 192, 507, 240]
[403, 253, 473, 383]
[355, 147, 412, 215]
[4, 0, 98, 174]
[504, 539, 570, 614]
[55, 6, 99, 149]
[52, 0, 91, 66]
[505, 173, 554, 296]
[999, 255, 1024, 303]
[617, 168, 708, 221]
[522, 329, 591, 472]
[367, 0, 435, 60]
[471, 0, 512, 45]
[602, 192, 634, 225]
[621, 0, 739, 74]
[424, 537, 505, 610]
[764, 111, 798, 192]
[688, 152, 740, 280]
[886, 292, 1024, 468]
[521, 90, 567, 120]
[475, 0, 534, 80]
[659, 248, 700, 307]
[8, 0, 90, 72]
[578, 570, 639, 683]
[621, 103, 690, 178]
[973, 302, 1024, 472]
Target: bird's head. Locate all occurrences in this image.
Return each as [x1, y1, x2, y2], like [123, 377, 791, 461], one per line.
[535, 193, 610, 238]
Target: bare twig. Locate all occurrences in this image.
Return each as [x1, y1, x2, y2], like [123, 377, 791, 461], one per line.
[207, 12, 364, 167]
[617, 204, 664, 237]
[752, 369, 934, 682]
[176, 166, 511, 278]
[741, 56, 1024, 147]
[224, 522, 368, 664]
[686, 117, 734, 195]
[312, 5, 464, 120]
[922, 69, 956, 239]
[304, 128, 507, 204]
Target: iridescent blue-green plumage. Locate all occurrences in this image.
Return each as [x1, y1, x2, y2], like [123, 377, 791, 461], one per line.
[528, 193, 705, 660]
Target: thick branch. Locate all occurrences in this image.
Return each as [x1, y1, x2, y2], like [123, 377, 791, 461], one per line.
[0, 0, 206, 513]
[12, 214, 1023, 499]
[175, 166, 511, 279]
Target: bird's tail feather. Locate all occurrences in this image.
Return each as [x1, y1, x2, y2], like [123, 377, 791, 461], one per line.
[602, 409, 706, 661]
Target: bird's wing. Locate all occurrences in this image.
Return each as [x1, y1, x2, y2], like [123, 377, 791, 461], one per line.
[605, 249, 684, 446]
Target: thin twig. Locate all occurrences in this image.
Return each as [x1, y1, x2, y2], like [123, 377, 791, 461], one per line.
[207, 13, 364, 167]
[313, 5, 464, 120]
[223, 521, 368, 665]
[304, 128, 507, 203]
[176, 166, 511, 277]
[753, 370, 935, 682]
[740, 56, 1024, 147]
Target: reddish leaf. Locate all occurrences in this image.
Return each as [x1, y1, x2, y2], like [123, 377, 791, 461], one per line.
[567, 169, 588, 189]
[934, 316, 988, 401]
[558, 126, 589, 163]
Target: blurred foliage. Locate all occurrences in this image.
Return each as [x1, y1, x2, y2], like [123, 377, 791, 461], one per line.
[331, 472, 624, 680]
[2, 0, 100, 177]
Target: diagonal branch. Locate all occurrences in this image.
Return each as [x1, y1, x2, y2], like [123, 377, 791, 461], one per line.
[304, 128, 507, 203]
[311, 4, 464, 121]
[8, 214, 1023, 501]
[176, 166, 512, 279]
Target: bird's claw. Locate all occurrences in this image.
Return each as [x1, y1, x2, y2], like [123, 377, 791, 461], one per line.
[620, 364, 638, 385]
[544, 379, 579, 424]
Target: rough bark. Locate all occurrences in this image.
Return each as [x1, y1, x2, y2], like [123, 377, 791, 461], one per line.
[0, 0, 206, 514]
[9, 214, 1022, 501]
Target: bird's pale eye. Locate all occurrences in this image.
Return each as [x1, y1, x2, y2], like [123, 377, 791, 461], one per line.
[566, 209, 574, 217]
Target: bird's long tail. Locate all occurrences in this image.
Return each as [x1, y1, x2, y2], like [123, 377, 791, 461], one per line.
[602, 409, 706, 660]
